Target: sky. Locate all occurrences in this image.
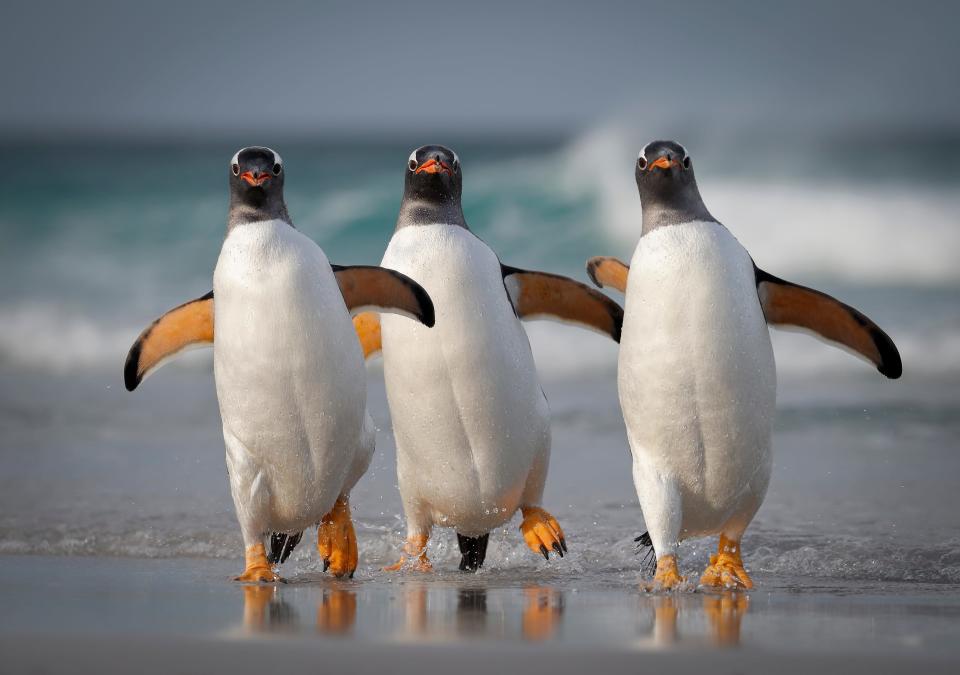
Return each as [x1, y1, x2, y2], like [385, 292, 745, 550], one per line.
[2, 1, 959, 139]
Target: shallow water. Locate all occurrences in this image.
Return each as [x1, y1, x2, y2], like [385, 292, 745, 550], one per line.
[2, 367, 958, 589]
[2, 554, 959, 659]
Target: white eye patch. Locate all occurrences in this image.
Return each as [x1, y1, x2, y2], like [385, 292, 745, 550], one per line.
[230, 147, 282, 168]
[408, 148, 419, 164]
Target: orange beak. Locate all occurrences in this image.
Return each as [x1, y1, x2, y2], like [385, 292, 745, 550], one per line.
[415, 158, 453, 175]
[240, 171, 270, 186]
[648, 156, 675, 171]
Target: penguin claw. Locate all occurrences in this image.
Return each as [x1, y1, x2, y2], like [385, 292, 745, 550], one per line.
[519, 506, 568, 564]
[316, 497, 359, 578]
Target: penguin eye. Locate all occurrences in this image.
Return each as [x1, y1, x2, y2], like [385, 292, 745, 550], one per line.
[682, 156, 691, 170]
[272, 163, 282, 176]
[232, 163, 240, 176]
[638, 157, 647, 170]
[408, 158, 418, 172]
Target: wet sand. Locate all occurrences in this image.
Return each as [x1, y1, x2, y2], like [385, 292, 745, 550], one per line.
[1, 555, 958, 674]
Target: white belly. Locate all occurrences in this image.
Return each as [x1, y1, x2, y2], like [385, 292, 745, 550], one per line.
[213, 220, 373, 533]
[618, 221, 776, 537]
[380, 224, 549, 534]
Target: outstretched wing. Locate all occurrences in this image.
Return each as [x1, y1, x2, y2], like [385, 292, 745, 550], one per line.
[123, 264, 422, 391]
[123, 291, 214, 391]
[331, 265, 435, 327]
[501, 264, 623, 342]
[755, 265, 902, 378]
[585, 256, 630, 294]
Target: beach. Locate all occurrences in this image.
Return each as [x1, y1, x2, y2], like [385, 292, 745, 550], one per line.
[2, 137, 959, 672]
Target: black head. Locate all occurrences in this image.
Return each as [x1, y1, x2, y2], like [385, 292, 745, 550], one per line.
[405, 145, 462, 201]
[398, 145, 466, 228]
[228, 146, 291, 227]
[635, 140, 714, 233]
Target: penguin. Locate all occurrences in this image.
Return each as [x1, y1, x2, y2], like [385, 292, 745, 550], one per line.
[376, 145, 624, 572]
[586, 140, 901, 590]
[123, 146, 435, 581]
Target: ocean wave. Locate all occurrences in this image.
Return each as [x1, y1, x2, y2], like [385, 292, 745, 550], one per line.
[0, 302, 211, 373]
[0, 299, 956, 377]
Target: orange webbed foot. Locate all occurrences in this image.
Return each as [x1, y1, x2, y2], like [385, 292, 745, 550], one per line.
[317, 496, 359, 578]
[235, 543, 283, 583]
[699, 535, 754, 590]
[641, 554, 686, 591]
[519, 506, 567, 561]
[383, 534, 432, 572]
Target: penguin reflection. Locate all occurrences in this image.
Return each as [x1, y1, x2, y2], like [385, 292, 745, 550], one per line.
[401, 584, 564, 641]
[241, 586, 298, 634]
[521, 586, 564, 641]
[240, 585, 357, 636]
[640, 592, 749, 647]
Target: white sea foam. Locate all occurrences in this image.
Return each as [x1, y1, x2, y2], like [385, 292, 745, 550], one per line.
[0, 302, 212, 373]
[0, 298, 956, 377]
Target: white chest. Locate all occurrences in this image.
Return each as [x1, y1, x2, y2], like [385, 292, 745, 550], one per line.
[618, 222, 776, 493]
[378, 224, 549, 527]
[211, 220, 365, 451]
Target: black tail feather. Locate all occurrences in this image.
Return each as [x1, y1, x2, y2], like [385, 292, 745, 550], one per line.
[634, 531, 656, 576]
[268, 531, 303, 565]
[457, 533, 490, 572]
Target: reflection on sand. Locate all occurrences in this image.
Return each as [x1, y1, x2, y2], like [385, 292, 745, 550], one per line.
[639, 592, 750, 648]
[237, 581, 748, 647]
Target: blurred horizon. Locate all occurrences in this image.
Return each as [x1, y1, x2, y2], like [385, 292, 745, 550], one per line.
[4, 1, 960, 140]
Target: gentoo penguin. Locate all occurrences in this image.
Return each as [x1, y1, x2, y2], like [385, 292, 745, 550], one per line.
[377, 145, 624, 572]
[586, 140, 901, 589]
[123, 146, 435, 581]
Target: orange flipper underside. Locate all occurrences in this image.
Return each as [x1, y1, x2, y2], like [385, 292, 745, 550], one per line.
[124, 292, 214, 391]
[504, 267, 623, 342]
[585, 256, 630, 294]
[352, 312, 382, 359]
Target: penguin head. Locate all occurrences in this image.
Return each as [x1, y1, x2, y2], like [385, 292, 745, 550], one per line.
[635, 140, 695, 197]
[634, 140, 713, 229]
[229, 146, 285, 210]
[404, 145, 462, 203]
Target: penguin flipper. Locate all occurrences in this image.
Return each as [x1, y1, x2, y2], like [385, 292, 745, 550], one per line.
[123, 291, 214, 391]
[352, 312, 383, 360]
[501, 265, 623, 342]
[754, 264, 902, 378]
[331, 265, 435, 327]
[585, 256, 630, 294]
